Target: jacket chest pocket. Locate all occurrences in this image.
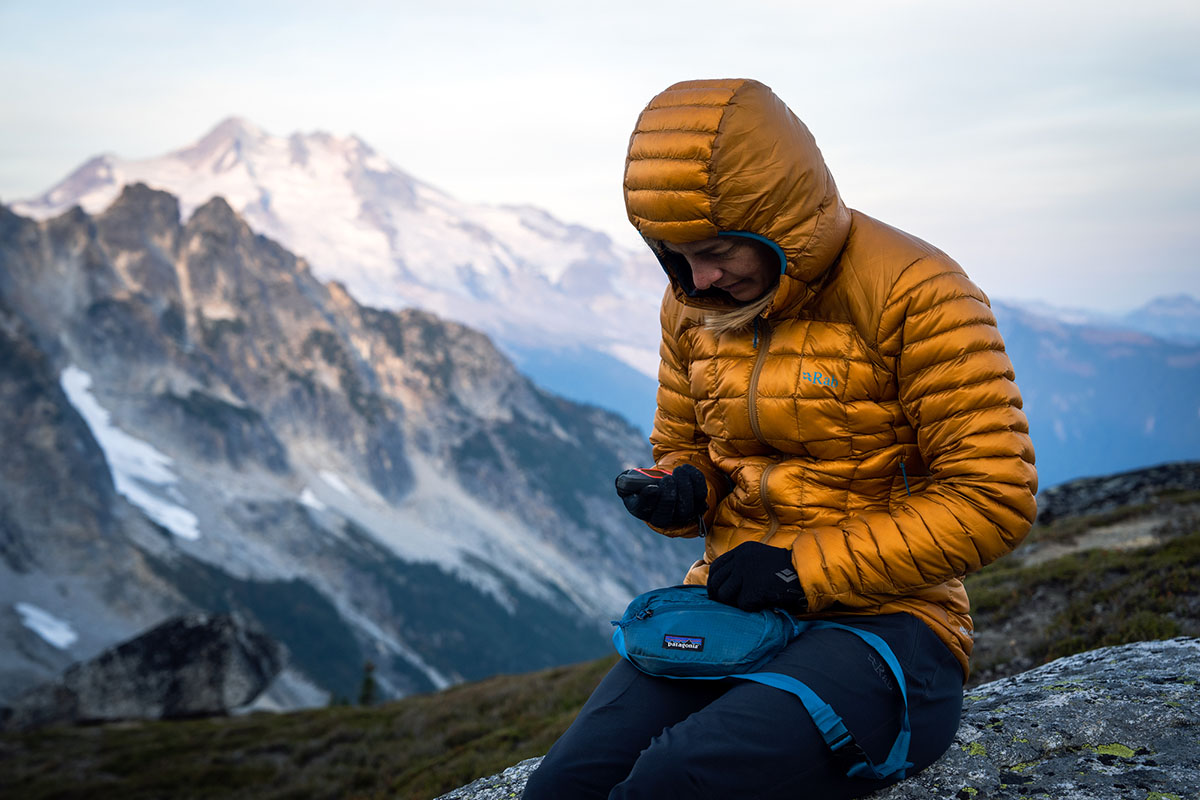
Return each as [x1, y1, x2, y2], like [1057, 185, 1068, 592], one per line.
[687, 322, 897, 458]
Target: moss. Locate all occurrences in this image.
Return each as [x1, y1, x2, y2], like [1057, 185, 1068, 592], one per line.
[960, 741, 987, 757]
[1089, 743, 1137, 758]
[1154, 488, 1200, 504]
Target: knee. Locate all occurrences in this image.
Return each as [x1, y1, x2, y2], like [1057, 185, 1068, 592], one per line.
[521, 756, 562, 800]
[610, 741, 697, 800]
[522, 753, 602, 800]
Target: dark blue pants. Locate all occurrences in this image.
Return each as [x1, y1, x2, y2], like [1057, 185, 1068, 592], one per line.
[523, 613, 962, 800]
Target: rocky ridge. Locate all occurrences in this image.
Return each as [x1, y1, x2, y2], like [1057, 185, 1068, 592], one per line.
[1035, 460, 1200, 524]
[0, 185, 697, 708]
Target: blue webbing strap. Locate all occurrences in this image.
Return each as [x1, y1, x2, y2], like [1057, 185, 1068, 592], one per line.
[731, 620, 912, 781]
[613, 613, 913, 780]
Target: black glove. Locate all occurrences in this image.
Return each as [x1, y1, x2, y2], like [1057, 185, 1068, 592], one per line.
[614, 464, 708, 529]
[707, 541, 808, 612]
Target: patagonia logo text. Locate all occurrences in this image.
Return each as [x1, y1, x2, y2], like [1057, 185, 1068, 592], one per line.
[802, 371, 838, 388]
[663, 634, 704, 652]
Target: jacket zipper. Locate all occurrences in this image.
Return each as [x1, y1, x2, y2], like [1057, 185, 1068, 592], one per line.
[748, 319, 778, 541]
[747, 321, 771, 445]
[757, 463, 780, 542]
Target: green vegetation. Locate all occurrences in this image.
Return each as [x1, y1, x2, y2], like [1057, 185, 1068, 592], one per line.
[148, 554, 368, 701]
[965, 505, 1200, 679]
[335, 522, 610, 684]
[0, 656, 618, 800]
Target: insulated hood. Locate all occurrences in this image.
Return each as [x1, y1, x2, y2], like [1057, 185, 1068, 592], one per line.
[623, 79, 852, 313]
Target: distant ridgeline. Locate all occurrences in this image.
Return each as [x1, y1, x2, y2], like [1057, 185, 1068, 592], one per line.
[1034, 460, 1200, 523]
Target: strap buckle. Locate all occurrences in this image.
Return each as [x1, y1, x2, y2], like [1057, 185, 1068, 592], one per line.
[829, 732, 871, 775]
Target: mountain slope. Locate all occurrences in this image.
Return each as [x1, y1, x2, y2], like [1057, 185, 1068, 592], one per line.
[11, 117, 667, 430]
[1008, 294, 1200, 346]
[0, 186, 698, 706]
[992, 303, 1200, 487]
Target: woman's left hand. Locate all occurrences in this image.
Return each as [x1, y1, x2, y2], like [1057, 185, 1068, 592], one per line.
[707, 541, 808, 612]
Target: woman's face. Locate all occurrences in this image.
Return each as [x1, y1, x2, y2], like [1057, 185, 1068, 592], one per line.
[661, 237, 779, 302]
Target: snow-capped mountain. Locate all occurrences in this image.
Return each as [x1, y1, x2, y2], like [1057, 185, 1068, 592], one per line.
[12, 117, 666, 429]
[1122, 295, 1200, 345]
[12, 117, 1200, 490]
[0, 186, 697, 708]
[1006, 295, 1200, 347]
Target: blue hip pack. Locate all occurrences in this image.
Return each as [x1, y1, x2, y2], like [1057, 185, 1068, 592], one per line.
[611, 585, 912, 781]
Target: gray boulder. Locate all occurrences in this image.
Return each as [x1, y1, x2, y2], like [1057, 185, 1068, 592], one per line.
[437, 758, 544, 800]
[1035, 460, 1200, 524]
[437, 638, 1200, 800]
[1, 613, 283, 729]
[868, 637, 1200, 799]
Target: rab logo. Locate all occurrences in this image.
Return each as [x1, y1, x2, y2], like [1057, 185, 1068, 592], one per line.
[802, 371, 838, 388]
[663, 634, 704, 652]
[867, 652, 894, 691]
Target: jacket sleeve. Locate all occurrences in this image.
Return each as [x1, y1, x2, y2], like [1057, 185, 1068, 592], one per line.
[646, 293, 726, 537]
[790, 257, 1038, 610]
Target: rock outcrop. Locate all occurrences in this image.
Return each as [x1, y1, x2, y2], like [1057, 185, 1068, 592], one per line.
[436, 638, 1200, 800]
[1035, 461, 1200, 524]
[1, 613, 283, 730]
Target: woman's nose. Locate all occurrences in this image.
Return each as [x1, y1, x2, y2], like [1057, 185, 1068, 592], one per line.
[691, 262, 721, 290]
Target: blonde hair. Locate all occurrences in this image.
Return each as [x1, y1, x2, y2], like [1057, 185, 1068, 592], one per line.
[703, 290, 776, 334]
[645, 237, 779, 335]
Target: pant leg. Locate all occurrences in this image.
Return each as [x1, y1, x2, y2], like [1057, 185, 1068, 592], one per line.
[609, 613, 963, 800]
[522, 658, 731, 800]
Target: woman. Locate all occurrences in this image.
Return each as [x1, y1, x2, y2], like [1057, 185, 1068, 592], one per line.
[523, 78, 1037, 799]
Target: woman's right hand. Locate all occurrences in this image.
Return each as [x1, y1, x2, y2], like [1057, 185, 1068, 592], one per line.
[614, 464, 708, 528]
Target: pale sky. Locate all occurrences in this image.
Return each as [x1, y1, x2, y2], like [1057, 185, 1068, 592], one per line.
[2, 0, 1197, 312]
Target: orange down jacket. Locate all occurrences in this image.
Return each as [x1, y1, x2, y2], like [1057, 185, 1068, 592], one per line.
[624, 79, 1038, 679]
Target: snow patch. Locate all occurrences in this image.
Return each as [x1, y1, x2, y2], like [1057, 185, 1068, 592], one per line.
[319, 470, 352, 495]
[59, 365, 200, 540]
[299, 488, 327, 511]
[15, 602, 78, 649]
